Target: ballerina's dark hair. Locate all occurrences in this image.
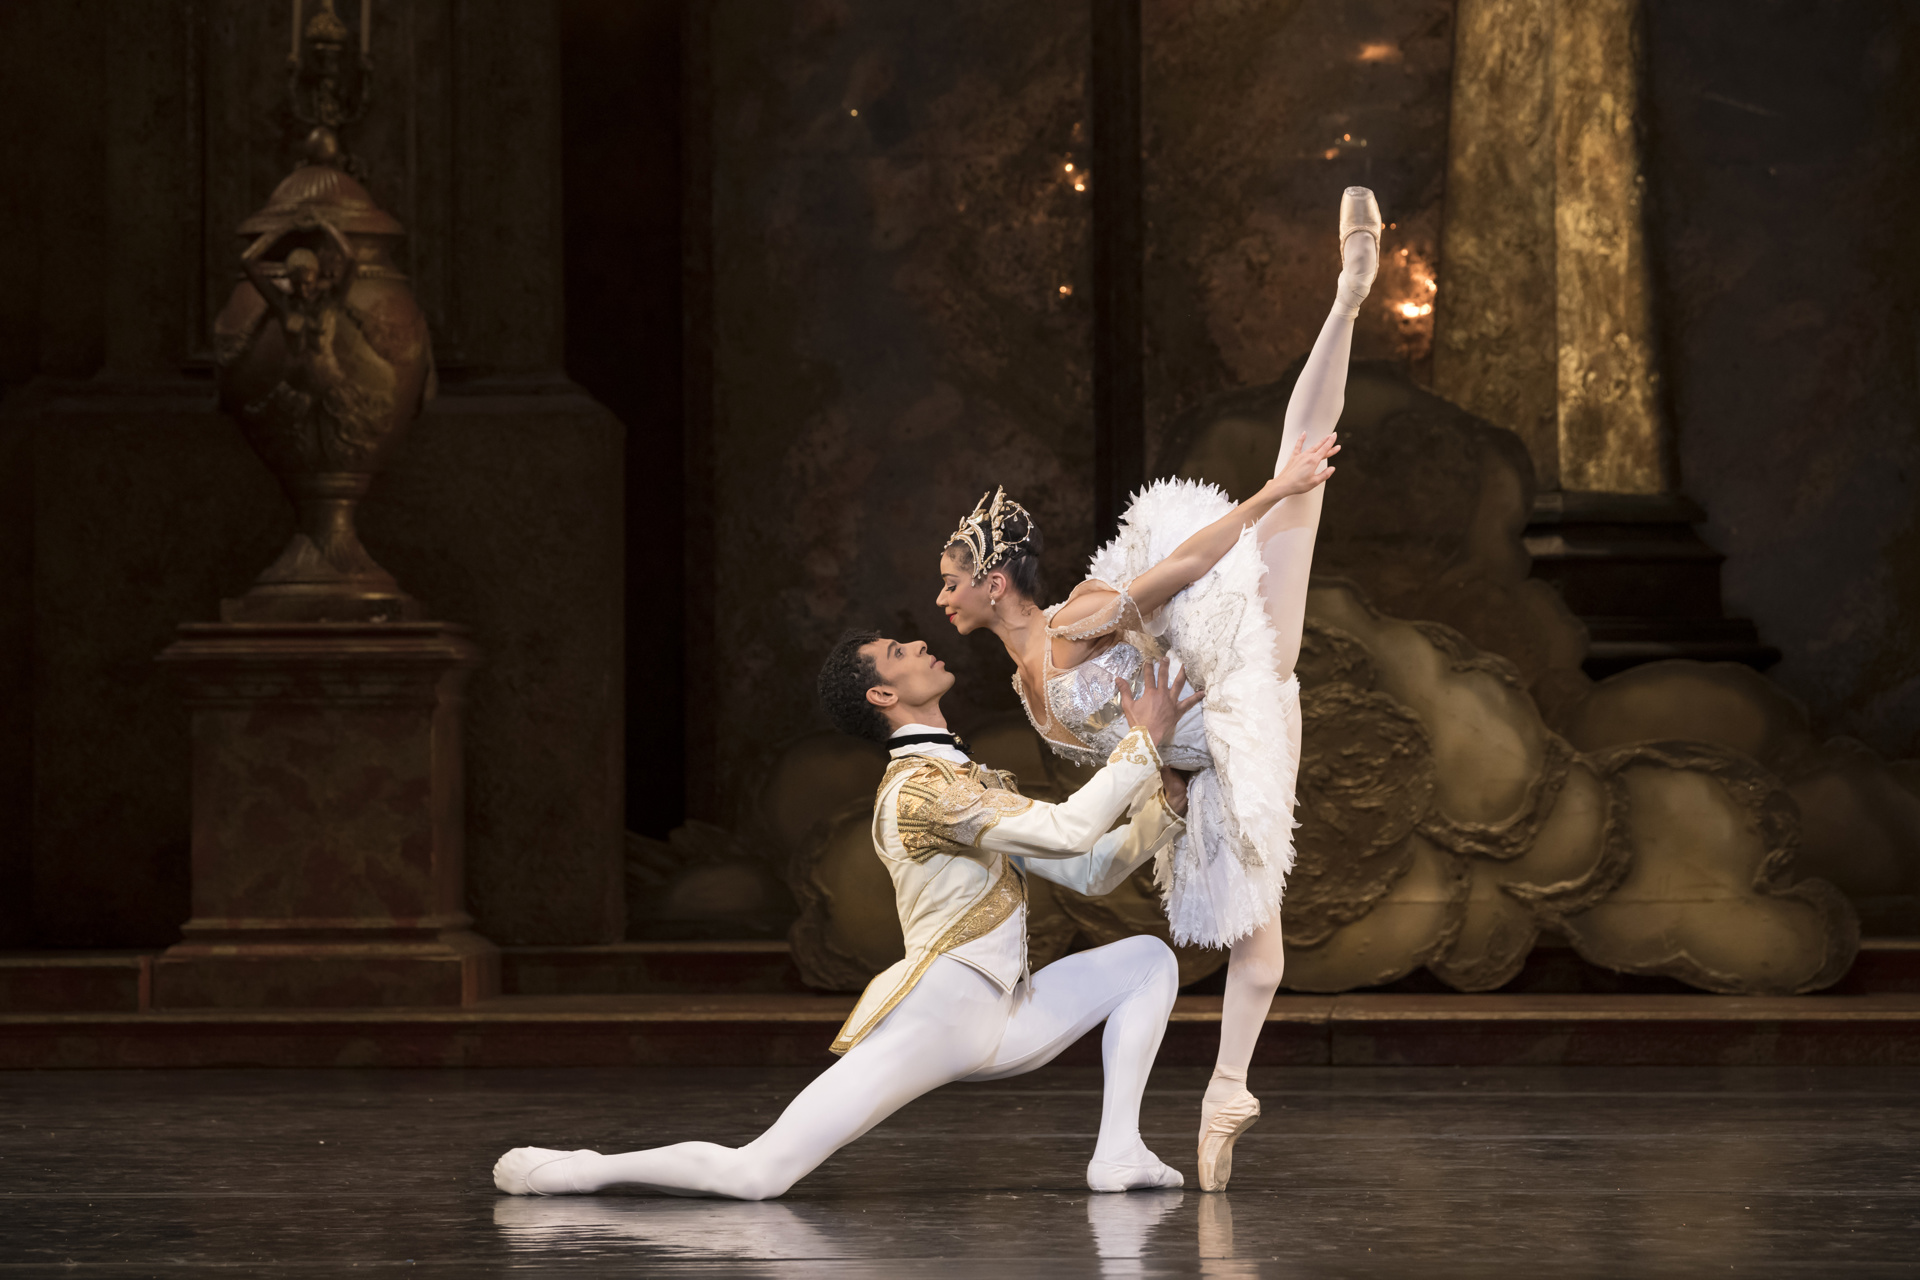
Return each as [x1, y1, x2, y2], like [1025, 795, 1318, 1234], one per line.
[943, 489, 1048, 604]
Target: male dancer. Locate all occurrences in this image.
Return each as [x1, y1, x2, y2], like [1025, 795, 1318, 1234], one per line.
[493, 631, 1201, 1199]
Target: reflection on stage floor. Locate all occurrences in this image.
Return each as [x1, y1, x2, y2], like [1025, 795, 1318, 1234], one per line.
[2, 1065, 1916, 1276]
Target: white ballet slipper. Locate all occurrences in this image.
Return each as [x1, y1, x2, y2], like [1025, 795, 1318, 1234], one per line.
[493, 1146, 598, 1196]
[1088, 1141, 1185, 1192]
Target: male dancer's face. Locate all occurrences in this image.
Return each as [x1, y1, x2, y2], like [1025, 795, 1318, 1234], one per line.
[860, 637, 956, 728]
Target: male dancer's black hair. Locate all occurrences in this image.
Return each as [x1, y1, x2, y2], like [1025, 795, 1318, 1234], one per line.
[817, 628, 892, 742]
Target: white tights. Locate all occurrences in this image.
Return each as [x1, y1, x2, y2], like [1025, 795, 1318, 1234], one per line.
[1214, 229, 1375, 1078]
[523, 935, 1180, 1200]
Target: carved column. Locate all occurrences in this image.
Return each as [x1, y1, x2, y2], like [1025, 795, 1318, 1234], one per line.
[1435, 0, 1773, 676]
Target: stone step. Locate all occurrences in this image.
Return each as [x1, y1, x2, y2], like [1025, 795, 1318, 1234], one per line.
[500, 940, 806, 996]
[0, 952, 151, 1013]
[8, 939, 1920, 1012]
[4, 991, 1917, 1069]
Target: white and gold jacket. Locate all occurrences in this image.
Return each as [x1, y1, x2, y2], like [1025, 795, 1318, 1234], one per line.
[830, 724, 1185, 1054]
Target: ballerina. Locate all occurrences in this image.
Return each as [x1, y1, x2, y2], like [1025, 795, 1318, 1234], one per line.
[936, 187, 1382, 1191]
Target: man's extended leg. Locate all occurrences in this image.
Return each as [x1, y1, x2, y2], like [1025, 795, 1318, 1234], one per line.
[964, 934, 1183, 1191]
[494, 957, 1010, 1200]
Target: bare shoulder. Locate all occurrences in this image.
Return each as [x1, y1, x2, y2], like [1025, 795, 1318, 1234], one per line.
[1045, 578, 1121, 632]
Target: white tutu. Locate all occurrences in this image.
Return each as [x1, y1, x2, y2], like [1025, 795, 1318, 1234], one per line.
[1087, 479, 1301, 948]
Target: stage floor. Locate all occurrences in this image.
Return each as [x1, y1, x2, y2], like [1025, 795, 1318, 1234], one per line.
[2, 1065, 1915, 1277]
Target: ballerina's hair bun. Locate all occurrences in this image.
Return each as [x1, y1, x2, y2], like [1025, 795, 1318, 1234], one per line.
[944, 487, 1046, 603]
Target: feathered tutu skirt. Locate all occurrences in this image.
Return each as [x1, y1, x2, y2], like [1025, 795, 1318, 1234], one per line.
[1087, 479, 1300, 948]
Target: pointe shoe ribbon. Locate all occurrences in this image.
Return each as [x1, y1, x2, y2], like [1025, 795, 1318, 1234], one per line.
[1196, 1089, 1260, 1192]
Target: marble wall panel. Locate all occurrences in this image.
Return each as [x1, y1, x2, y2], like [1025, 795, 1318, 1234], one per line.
[2, 3, 624, 949]
[363, 391, 626, 947]
[1141, 0, 1456, 471]
[22, 386, 624, 949]
[27, 393, 288, 948]
[1429, 0, 1557, 483]
[1643, 3, 1920, 758]
[0, 412, 33, 946]
[703, 0, 1094, 819]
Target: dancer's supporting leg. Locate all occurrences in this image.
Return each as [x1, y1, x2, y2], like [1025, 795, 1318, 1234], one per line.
[495, 935, 1181, 1199]
[966, 933, 1182, 1190]
[1198, 188, 1381, 1192]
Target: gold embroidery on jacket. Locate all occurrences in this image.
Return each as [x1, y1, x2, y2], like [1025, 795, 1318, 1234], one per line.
[830, 862, 1028, 1054]
[894, 762, 1035, 861]
[1107, 725, 1162, 770]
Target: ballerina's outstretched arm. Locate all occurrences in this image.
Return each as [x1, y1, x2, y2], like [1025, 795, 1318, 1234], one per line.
[1046, 436, 1338, 640]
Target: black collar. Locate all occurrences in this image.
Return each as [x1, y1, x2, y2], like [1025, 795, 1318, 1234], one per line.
[889, 731, 968, 753]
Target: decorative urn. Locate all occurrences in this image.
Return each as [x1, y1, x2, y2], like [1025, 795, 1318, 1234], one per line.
[212, 128, 434, 622]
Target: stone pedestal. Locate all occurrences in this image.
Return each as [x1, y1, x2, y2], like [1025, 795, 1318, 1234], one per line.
[1525, 491, 1779, 678]
[152, 622, 496, 1008]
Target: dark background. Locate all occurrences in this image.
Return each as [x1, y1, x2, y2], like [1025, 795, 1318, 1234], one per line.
[0, 0, 1915, 949]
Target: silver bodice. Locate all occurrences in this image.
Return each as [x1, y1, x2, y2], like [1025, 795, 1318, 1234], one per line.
[1023, 638, 1212, 773]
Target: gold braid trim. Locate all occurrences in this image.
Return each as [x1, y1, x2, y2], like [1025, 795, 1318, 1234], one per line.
[881, 754, 953, 790]
[892, 761, 1034, 861]
[829, 862, 1028, 1055]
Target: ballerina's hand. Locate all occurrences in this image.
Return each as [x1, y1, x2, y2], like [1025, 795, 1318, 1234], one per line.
[1265, 433, 1339, 500]
[1117, 659, 1204, 748]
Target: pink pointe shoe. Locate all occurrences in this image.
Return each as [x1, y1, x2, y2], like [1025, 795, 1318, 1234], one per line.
[1339, 185, 1384, 255]
[1196, 1084, 1260, 1192]
[1335, 186, 1384, 317]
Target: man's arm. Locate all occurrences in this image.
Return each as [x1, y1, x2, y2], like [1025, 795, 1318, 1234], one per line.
[975, 726, 1167, 860]
[893, 726, 1166, 863]
[891, 658, 1201, 864]
[1016, 789, 1185, 898]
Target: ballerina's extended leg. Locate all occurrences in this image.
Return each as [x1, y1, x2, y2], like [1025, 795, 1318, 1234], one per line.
[1197, 187, 1382, 1192]
[1254, 185, 1379, 676]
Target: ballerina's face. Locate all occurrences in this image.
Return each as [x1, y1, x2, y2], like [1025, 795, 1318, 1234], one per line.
[936, 547, 999, 634]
